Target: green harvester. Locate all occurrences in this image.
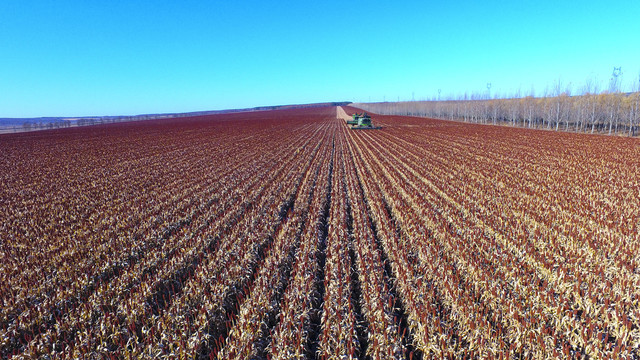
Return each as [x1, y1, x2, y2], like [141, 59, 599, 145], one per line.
[348, 112, 381, 130]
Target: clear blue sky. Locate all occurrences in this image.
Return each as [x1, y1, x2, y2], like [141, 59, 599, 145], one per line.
[1, 0, 639, 117]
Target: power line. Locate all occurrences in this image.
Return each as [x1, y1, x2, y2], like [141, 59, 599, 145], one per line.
[610, 66, 622, 92]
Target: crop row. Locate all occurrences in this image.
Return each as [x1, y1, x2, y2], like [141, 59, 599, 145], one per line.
[344, 107, 640, 358]
[3, 106, 639, 358]
[1, 109, 337, 359]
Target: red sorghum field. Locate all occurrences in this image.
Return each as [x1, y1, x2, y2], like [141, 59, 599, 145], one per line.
[1, 106, 639, 359]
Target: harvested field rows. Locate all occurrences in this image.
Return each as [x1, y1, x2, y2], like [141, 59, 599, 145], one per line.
[1, 106, 639, 358]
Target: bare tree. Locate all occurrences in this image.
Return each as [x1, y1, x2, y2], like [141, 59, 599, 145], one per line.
[552, 79, 564, 131]
[604, 92, 621, 135]
[628, 74, 640, 136]
[352, 69, 638, 137]
[562, 84, 572, 131]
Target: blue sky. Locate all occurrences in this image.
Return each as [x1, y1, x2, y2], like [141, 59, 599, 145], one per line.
[1, 0, 639, 117]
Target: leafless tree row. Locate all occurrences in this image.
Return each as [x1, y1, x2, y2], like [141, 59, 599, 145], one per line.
[355, 89, 640, 136]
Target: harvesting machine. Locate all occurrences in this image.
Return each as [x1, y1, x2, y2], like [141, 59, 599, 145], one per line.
[348, 112, 381, 130]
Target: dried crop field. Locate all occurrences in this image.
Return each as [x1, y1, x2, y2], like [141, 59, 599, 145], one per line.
[1, 106, 639, 359]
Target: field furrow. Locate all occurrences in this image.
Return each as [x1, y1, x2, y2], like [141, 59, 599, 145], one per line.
[3, 106, 639, 359]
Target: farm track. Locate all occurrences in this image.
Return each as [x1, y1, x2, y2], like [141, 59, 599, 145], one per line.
[2, 106, 639, 358]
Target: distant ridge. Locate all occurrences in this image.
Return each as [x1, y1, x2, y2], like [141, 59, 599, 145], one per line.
[174, 101, 353, 117]
[0, 101, 353, 133]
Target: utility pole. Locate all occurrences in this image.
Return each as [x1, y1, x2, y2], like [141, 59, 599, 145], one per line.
[487, 83, 492, 99]
[610, 67, 622, 92]
[438, 89, 441, 101]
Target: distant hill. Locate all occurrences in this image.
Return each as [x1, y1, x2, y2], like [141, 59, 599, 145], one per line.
[0, 101, 352, 134]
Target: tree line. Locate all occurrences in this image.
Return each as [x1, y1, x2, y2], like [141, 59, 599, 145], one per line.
[354, 78, 640, 136]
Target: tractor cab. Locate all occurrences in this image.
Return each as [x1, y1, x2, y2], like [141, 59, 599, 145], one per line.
[348, 112, 380, 130]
